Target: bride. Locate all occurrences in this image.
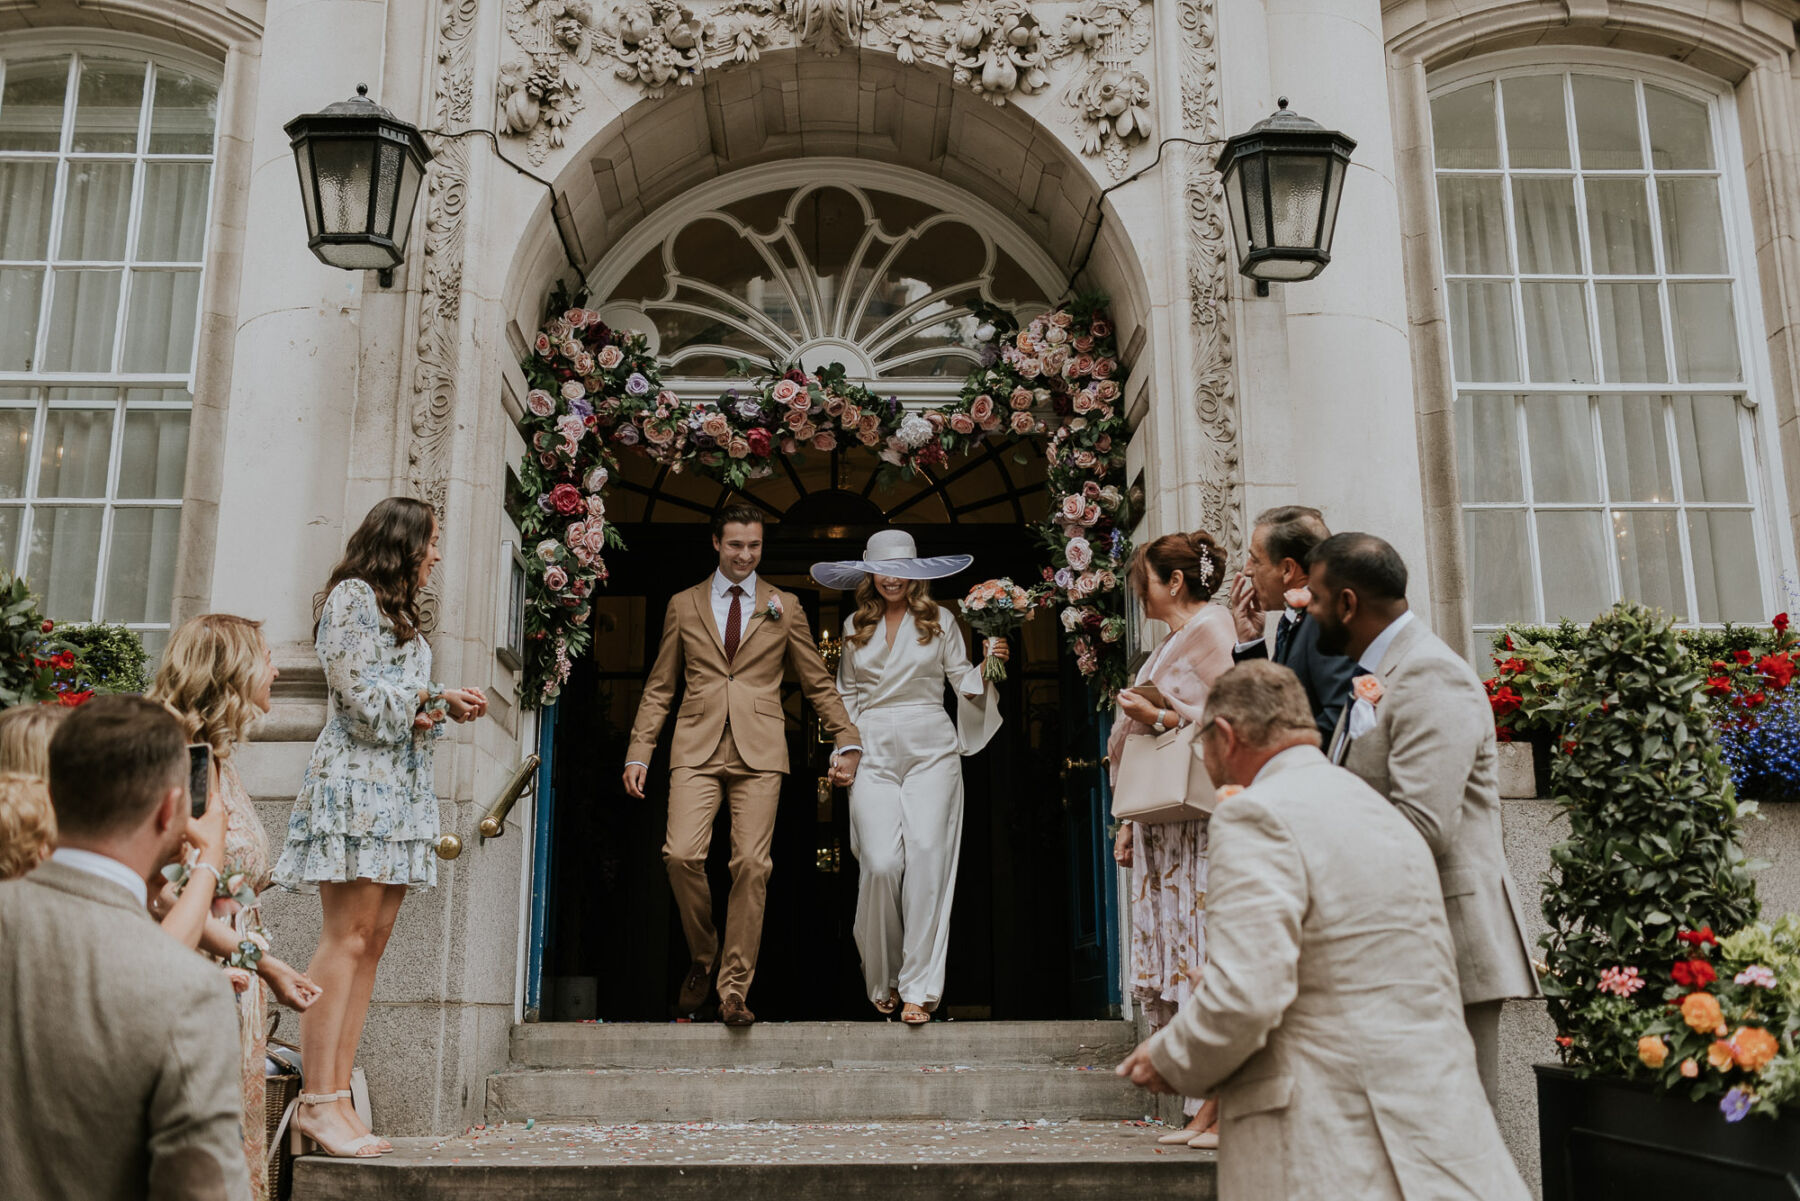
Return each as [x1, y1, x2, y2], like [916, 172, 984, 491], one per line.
[813, 531, 1005, 1024]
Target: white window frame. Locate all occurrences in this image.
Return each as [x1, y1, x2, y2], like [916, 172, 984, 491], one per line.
[0, 39, 222, 647]
[1426, 52, 1795, 641]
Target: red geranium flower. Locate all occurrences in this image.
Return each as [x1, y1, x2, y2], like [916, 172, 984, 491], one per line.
[1562, 739, 1578, 754]
[1733, 649, 1754, 666]
[1705, 675, 1733, 697]
[1711, 660, 1730, 671]
[1671, 959, 1718, 989]
[1678, 927, 1718, 946]
[1760, 653, 1795, 691]
[1775, 612, 1790, 632]
[1489, 686, 1523, 718]
[51, 651, 75, 669]
[1500, 657, 1530, 675]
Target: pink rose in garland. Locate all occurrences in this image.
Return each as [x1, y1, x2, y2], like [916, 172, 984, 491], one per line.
[526, 389, 556, 417]
[548, 483, 585, 516]
[544, 565, 568, 591]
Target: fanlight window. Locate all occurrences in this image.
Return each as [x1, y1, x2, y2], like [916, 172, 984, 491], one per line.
[605, 182, 1050, 385]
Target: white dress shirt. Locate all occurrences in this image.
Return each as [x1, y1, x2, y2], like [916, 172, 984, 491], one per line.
[1339, 610, 1417, 747]
[49, 846, 149, 908]
[1236, 607, 1302, 657]
[712, 569, 758, 643]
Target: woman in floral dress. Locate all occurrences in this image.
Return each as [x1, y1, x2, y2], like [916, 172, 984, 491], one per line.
[150, 613, 324, 1199]
[1107, 530, 1234, 1148]
[273, 497, 488, 1159]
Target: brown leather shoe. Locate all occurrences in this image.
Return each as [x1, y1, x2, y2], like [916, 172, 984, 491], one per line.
[719, 995, 757, 1027]
[677, 962, 714, 1013]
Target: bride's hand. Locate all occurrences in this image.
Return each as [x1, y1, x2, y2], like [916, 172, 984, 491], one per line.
[1114, 688, 1162, 726]
[983, 637, 1010, 662]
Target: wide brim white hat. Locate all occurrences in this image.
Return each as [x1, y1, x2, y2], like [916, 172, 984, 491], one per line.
[809, 529, 974, 591]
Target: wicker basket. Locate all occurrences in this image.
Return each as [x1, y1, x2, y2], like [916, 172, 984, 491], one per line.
[264, 1071, 299, 1199]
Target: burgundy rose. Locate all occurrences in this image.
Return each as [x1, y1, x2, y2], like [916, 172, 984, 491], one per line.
[548, 483, 585, 515]
[746, 427, 772, 456]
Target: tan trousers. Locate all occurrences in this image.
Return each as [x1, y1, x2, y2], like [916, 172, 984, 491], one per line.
[663, 727, 784, 1002]
[1466, 999, 1504, 1109]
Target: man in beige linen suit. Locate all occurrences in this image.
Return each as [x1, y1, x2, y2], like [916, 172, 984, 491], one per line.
[624, 504, 862, 1025]
[1306, 533, 1540, 1104]
[0, 696, 249, 1201]
[1118, 663, 1529, 1201]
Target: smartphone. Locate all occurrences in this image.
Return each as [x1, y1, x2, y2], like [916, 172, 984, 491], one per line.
[187, 743, 212, 819]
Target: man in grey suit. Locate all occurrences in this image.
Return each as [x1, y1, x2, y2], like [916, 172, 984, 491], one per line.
[1117, 662, 1528, 1201]
[1229, 505, 1358, 741]
[1305, 532, 1540, 1103]
[0, 696, 250, 1201]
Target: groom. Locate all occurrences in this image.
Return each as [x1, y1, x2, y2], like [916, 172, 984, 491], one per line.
[623, 503, 862, 1025]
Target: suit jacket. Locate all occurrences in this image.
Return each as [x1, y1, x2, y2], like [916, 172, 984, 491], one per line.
[1335, 618, 1541, 1005]
[627, 577, 860, 773]
[1233, 611, 1357, 743]
[1147, 747, 1530, 1201]
[0, 861, 250, 1201]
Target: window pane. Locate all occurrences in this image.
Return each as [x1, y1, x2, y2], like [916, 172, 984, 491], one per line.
[1646, 86, 1712, 170]
[147, 67, 217, 155]
[37, 407, 114, 498]
[1502, 75, 1569, 169]
[25, 505, 103, 619]
[103, 507, 179, 623]
[1573, 76, 1642, 169]
[1657, 178, 1726, 275]
[1668, 283, 1741, 382]
[1537, 510, 1612, 622]
[1526, 394, 1599, 501]
[59, 161, 134, 261]
[1432, 83, 1500, 169]
[1465, 509, 1533, 624]
[1437, 177, 1508, 274]
[1594, 284, 1666, 383]
[137, 164, 210, 261]
[41, 270, 121, 372]
[1686, 510, 1760, 623]
[1512, 178, 1581, 273]
[1584, 178, 1655, 274]
[70, 59, 145, 154]
[0, 507, 18, 574]
[0, 161, 56, 258]
[1613, 510, 1688, 617]
[1598, 395, 1673, 501]
[117, 409, 189, 499]
[1447, 282, 1519, 381]
[0, 408, 31, 497]
[0, 269, 44, 371]
[1521, 283, 1594, 382]
[1670, 395, 1748, 503]
[1456, 394, 1523, 502]
[0, 57, 69, 152]
[121, 271, 200, 373]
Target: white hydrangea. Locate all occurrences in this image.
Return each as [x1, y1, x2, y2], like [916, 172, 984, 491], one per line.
[896, 413, 935, 450]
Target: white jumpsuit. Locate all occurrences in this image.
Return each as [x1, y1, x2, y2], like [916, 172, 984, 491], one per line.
[837, 605, 1001, 1008]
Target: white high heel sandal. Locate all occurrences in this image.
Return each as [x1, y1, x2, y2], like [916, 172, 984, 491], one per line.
[289, 1092, 383, 1158]
[337, 1088, 392, 1153]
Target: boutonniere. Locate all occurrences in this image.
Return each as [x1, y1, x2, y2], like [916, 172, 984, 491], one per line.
[764, 594, 784, 621]
[1352, 675, 1384, 706]
[1215, 784, 1246, 804]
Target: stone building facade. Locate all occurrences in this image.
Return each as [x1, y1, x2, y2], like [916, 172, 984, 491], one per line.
[2, 0, 1797, 1139]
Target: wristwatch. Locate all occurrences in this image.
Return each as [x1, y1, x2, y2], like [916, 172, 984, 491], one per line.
[1152, 710, 1169, 734]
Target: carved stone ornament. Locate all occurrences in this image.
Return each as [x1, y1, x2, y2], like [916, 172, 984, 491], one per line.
[500, 0, 1159, 171]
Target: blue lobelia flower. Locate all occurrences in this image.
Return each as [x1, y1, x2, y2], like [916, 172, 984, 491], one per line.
[1720, 1087, 1755, 1123]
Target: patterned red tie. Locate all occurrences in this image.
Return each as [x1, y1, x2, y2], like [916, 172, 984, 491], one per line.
[724, 585, 745, 662]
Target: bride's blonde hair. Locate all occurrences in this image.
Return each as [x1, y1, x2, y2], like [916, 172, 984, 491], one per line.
[847, 576, 942, 647]
[148, 614, 270, 757]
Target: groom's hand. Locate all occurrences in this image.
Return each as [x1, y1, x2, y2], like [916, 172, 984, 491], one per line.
[830, 750, 861, 787]
[1117, 1043, 1174, 1094]
[622, 763, 647, 799]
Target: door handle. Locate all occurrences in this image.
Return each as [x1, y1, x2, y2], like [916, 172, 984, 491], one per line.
[1062, 755, 1110, 771]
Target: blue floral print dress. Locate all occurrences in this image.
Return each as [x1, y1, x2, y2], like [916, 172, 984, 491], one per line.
[273, 579, 446, 890]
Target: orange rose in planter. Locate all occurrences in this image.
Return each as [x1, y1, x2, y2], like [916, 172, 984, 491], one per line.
[1681, 992, 1724, 1033]
[1729, 1026, 1779, 1072]
[1708, 1040, 1737, 1072]
[1636, 1035, 1669, 1068]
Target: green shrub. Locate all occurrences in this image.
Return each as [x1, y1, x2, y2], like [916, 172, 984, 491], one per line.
[60, 624, 149, 694]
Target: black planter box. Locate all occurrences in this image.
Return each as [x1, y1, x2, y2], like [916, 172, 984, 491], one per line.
[1537, 1063, 1800, 1199]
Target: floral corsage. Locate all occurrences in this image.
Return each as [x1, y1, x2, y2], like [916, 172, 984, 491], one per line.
[765, 595, 784, 621]
[160, 860, 270, 970]
[420, 683, 450, 725]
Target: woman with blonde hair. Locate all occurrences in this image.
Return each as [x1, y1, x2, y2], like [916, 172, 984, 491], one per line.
[150, 613, 323, 1200]
[1108, 529, 1235, 1149]
[0, 701, 72, 779]
[0, 772, 55, 879]
[812, 530, 1005, 1025]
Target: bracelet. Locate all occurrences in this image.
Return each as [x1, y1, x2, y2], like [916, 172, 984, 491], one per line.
[189, 861, 221, 884]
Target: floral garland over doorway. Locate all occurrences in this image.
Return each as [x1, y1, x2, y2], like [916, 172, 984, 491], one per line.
[512, 295, 1136, 707]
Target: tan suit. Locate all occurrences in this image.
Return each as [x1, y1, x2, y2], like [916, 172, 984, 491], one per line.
[0, 861, 250, 1201]
[628, 576, 859, 1000]
[1335, 618, 1541, 1100]
[1147, 747, 1530, 1201]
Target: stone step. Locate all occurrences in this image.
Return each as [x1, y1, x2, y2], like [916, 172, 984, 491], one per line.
[293, 1120, 1217, 1201]
[510, 1020, 1138, 1070]
[487, 1063, 1149, 1124]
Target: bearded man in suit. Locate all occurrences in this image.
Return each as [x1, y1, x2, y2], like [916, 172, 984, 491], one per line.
[1117, 662, 1528, 1201]
[624, 503, 862, 1026]
[1229, 505, 1357, 741]
[0, 696, 249, 1201]
[1305, 532, 1540, 1103]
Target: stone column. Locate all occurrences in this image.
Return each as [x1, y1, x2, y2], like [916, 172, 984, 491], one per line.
[1236, 0, 1432, 612]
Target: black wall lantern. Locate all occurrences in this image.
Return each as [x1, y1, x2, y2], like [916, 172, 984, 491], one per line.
[1217, 98, 1356, 292]
[286, 85, 433, 286]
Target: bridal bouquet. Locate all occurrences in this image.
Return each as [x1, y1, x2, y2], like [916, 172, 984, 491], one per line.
[960, 578, 1037, 681]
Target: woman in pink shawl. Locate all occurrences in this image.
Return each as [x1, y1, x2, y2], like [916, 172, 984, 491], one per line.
[1107, 529, 1235, 1148]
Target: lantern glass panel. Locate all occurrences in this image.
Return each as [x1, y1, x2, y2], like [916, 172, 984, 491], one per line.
[1269, 151, 1330, 248]
[372, 138, 402, 239]
[310, 137, 376, 236]
[317, 239, 398, 271]
[1320, 154, 1348, 249]
[1238, 151, 1269, 248]
[292, 140, 320, 238]
[391, 156, 424, 251]
[1253, 257, 1322, 282]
